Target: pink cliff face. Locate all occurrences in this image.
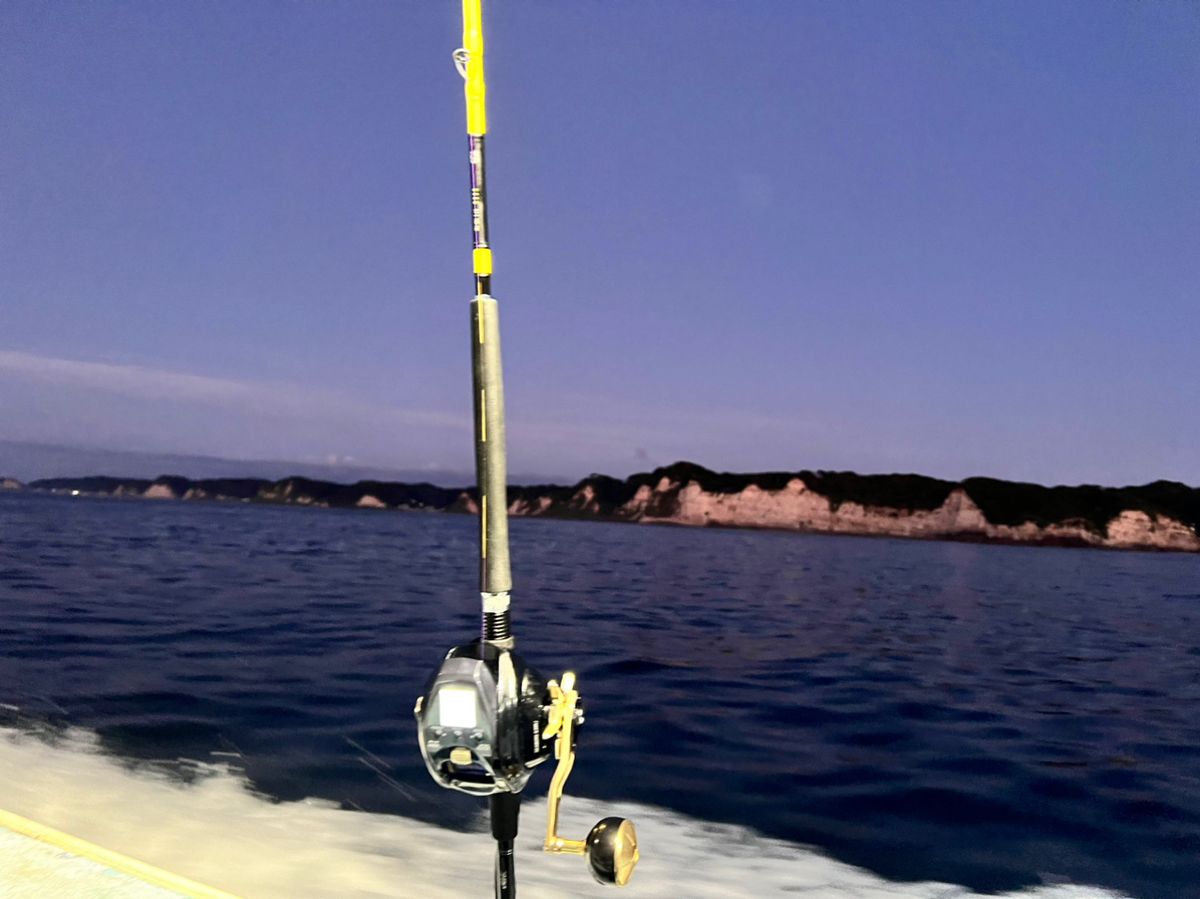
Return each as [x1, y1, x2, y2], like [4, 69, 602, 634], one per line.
[508, 496, 551, 516]
[1105, 510, 1199, 551]
[502, 477, 1199, 553]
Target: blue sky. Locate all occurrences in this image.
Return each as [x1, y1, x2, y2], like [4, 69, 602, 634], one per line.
[2, 1, 1197, 485]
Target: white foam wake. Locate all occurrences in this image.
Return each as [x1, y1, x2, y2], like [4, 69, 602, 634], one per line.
[0, 727, 1127, 899]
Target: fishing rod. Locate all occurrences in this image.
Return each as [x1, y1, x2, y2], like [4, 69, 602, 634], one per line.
[413, 3, 639, 897]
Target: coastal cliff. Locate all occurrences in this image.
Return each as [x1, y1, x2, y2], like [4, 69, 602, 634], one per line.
[21, 462, 1200, 553]
[511, 463, 1199, 552]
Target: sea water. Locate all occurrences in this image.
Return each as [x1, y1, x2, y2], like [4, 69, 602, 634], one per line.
[1, 491, 1197, 898]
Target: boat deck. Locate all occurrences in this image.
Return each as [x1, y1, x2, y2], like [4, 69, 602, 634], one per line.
[0, 809, 237, 899]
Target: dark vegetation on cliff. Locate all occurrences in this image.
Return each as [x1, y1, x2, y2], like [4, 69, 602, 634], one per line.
[30, 475, 462, 510]
[961, 477, 1200, 536]
[24, 462, 1200, 542]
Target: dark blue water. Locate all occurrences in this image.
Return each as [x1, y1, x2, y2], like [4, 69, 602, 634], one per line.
[2, 491, 1198, 897]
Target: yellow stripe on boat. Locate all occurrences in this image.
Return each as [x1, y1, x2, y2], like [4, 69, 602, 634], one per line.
[0, 808, 240, 899]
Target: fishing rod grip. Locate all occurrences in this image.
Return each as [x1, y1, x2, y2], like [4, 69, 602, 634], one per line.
[491, 793, 519, 899]
[461, 0, 487, 135]
[471, 296, 512, 602]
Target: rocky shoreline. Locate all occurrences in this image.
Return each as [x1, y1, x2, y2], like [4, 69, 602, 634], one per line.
[3, 462, 1197, 553]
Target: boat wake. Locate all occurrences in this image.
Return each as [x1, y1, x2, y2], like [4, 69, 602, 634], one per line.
[0, 726, 1127, 899]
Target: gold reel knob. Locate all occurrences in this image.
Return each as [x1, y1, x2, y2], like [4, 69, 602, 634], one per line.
[585, 816, 639, 886]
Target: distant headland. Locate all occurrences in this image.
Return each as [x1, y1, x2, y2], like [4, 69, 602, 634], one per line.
[3, 462, 1197, 553]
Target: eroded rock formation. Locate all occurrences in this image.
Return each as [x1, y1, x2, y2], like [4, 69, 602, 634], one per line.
[27, 462, 1199, 553]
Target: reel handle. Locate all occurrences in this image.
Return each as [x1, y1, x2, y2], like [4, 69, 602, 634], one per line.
[542, 673, 640, 886]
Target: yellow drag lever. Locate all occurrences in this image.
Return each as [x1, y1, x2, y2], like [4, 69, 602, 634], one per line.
[543, 673, 640, 886]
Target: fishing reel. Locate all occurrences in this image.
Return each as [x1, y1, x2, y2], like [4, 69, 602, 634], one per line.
[415, 640, 639, 886]
[414, 641, 550, 796]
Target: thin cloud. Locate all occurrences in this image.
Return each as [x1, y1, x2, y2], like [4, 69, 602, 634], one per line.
[0, 349, 464, 430]
[0, 350, 837, 478]
[0, 350, 663, 469]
